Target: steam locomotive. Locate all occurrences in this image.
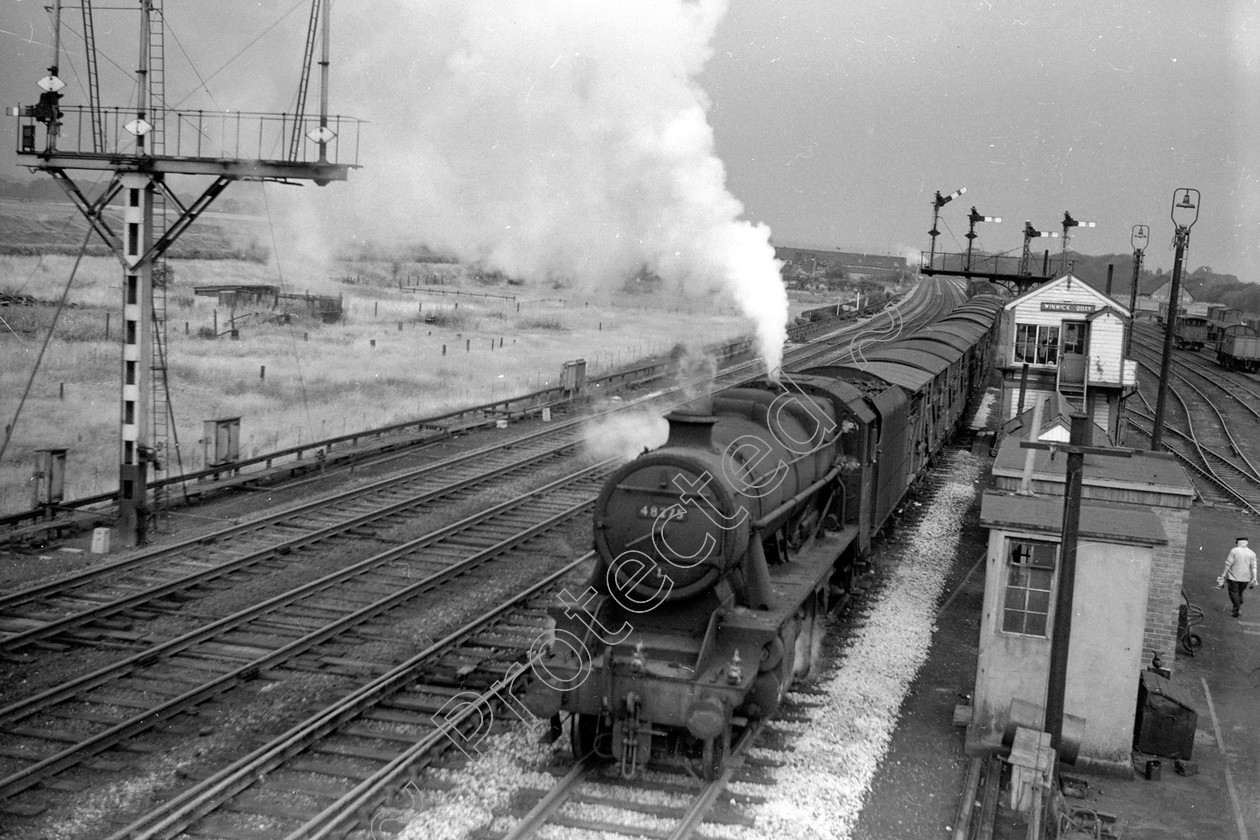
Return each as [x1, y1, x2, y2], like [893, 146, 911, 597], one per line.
[523, 290, 1004, 778]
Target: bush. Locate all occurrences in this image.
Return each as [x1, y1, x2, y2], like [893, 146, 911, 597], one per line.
[517, 316, 564, 331]
[424, 310, 477, 330]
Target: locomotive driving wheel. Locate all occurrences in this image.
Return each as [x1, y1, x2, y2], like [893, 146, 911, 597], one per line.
[701, 725, 731, 781]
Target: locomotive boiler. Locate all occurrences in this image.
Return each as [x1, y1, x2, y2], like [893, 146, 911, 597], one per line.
[523, 291, 1002, 778]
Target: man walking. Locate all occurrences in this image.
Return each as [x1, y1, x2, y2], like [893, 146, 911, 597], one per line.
[1221, 537, 1258, 618]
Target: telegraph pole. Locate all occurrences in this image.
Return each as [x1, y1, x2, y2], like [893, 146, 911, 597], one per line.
[1021, 413, 1133, 757]
[1151, 190, 1200, 452]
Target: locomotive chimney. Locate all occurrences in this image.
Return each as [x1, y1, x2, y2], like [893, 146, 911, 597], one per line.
[665, 404, 717, 450]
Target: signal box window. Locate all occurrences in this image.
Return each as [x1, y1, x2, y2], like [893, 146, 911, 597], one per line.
[1002, 538, 1057, 637]
[1014, 324, 1059, 365]
[1062, 321, 1088, 355]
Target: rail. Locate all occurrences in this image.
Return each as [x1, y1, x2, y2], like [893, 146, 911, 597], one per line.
[0, 302, 882, 539]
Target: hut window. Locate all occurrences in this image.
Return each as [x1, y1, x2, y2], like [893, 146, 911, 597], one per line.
[1002, 538, 1057, 637]
[1062, 321, 1088, 355]
[1014, 324, 1059, 365]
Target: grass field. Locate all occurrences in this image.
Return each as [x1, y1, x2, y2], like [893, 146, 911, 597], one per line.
[0, 247, 829, 513]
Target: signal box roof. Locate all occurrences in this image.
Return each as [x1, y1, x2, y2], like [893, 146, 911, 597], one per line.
[980, 491, 1167, 545]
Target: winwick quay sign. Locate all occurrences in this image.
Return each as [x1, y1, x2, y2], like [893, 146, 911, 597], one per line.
[1040, 302, 1096, 313]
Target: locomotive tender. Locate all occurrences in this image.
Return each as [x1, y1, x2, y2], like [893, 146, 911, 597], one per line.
[524, 290, 1004, 778]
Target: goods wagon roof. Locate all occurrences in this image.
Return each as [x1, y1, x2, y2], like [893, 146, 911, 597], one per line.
[912, 328, 975, 353]
[789, 374, 877, 426]
[928, 326, 986, 348]
[954, 299, 1001, 314]
[861, 347, 952, 375]
[938, 311, 995, 330]
[935, 321, 987, 340]
[842, 359, 936, 391]
[881, 340, 963, 368]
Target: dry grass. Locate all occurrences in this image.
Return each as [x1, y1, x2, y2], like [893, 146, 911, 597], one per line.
[1, 255, 753, 511]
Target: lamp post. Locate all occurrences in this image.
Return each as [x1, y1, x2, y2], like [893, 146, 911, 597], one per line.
[1125, 225, 1148, 357]
[1151, 189, 1200, 451]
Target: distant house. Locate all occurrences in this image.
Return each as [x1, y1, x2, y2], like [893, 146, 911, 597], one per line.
[1136, 277, 1200, 324]
[1147, 278, 1195, 306]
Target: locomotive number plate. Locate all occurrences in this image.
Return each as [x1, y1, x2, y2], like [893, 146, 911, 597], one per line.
[637, 504, 686, 521]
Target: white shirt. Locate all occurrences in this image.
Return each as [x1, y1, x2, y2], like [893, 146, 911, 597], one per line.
[1223, 543, 1258, 583]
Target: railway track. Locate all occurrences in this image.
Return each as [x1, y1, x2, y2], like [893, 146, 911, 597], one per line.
[92, 516, 877, 840]
[0, 281, 950, 668]
[0, 461, 613, 806]
[498, 722, 767, 840]
[97, 556, 590, 840]
[0, 428, 589, 655]
[1126, 333, 1260, 513]
[3, 280, 955, 548]
[1132, 330, 1260, 474]
[0, 278, 971, 836]
[0, 290, 913, 546]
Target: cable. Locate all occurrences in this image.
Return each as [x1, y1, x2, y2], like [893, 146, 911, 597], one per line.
[161, 9, 222, 113]
[260, 182, 313, 426]
[0, 313, 24, 342]
[170, 0, 309, 110]
[0, 225, 95, 467]
[45, 18, 136, 89]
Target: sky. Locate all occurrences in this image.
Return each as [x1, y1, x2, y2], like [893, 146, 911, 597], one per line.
[1, 0, 1257, 290]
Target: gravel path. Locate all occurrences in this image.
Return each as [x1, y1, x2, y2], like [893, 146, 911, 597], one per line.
[720, 448, 983, 840]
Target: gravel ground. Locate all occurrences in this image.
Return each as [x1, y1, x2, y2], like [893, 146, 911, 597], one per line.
[717, 448, 984, 840]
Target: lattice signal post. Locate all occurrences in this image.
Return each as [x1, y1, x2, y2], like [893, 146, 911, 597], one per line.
[920, 186, 1056, 295]
[9, 1, 360, 545]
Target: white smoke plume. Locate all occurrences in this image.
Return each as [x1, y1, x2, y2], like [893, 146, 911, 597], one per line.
[301, 0, 788, 374]
[582, 410, 670, 462]
[898, 245, 923, 269]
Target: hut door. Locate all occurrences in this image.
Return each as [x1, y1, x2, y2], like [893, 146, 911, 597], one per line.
[1058, 321, 1088, 387]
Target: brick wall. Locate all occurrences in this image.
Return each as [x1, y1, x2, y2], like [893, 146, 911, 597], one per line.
[1146, 506, 1190, 665]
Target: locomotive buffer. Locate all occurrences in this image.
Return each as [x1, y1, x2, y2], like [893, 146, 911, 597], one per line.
[9, 1, 360, 546]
